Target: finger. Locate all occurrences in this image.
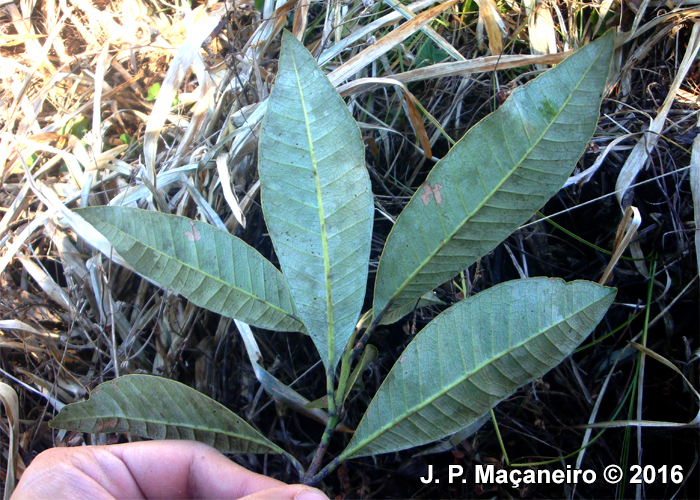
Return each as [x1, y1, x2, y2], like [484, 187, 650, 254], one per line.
[12, 446, 141, 500]
[107, 440, 287, 499]
[239, 485, 330, 500]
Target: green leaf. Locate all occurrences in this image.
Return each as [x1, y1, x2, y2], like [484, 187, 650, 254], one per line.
[373, 31, 615, 318]
[339, 278, 615, 459]
[68, 116, 90, 139]
[77, 206, 304, 332]
[258, 31, 374, 370]
[146, 83, 161, 102]
[146, 82, 178, 106]
[304, 396, 329, 410]
[378, 291, 444, 326]
[50, 375, 285, 455]
[416, 43, 450, 67]
[25, 153, 38, 168]
[342, 344, 378, 403]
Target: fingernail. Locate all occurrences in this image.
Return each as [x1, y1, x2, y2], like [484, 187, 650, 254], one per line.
[295, 487, 330, 500]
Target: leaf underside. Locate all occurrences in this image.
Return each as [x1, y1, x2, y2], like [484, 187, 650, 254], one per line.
[341, 278, 616, 459]
[50, 375, 284, 455]
[259, 31, 374, 370]
[378, 292, 444, 326]
[373, 31, 615, 319]
[77, 207, 304, 332]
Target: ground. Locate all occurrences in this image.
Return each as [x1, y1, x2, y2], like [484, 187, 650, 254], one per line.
[0, 0, 698, 498]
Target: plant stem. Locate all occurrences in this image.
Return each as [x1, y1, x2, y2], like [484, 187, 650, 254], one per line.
[349, 311, 383, 365]
[304, 309, 387, 483]
[303, 408, 339, 483]
[326, 370, 337, 425]
[304, 368, 339, 482]
[307, 457, 342, 486]
[287, 453, 306, 481]
[335, 314, 367, 408]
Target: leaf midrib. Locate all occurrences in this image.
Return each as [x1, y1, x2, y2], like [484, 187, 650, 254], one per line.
[341, 290, 612, 459]
[290, 48, 335, 369]
[96, 217, 301, 325]
[72, 413, 279, 449]
[380, 45, 604, 317]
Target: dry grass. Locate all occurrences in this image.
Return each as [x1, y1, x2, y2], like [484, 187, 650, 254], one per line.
[0, 0, 698, 497]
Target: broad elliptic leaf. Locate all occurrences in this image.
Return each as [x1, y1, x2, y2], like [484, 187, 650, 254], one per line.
[77, 206, 304, 332]
[258, 31, 373, 370]
[339, 278, 615, 459]
[50, 375, 285, 455]
[373, 32, 614, 319]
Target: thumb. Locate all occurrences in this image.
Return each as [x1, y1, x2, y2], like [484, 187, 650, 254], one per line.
[239, 485, 330, 500]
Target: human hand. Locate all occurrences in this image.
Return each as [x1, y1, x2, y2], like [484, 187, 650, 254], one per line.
[11, 440, 329, 500]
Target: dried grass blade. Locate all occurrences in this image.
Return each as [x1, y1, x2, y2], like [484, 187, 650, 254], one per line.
[392, 51, 569, 83]
[0, 320, 43, 336]
[109, 164, 199, 206]
[0, 212, 51, 276]
[327, 0, 459, 85]
[321, 0, 335, 46]
[180, 174, 227, 231]
[227, 180, 260, 231]
[17, 256, 73, 311]
[0, 182, 30, 238]
[575, 420, 699, 429]
[140, 175, 170, 213]
[2, 134, 84, 189]
[594, 0, 616, 35]
[564, 134, 632, 188]
[318, 0, 438, 66]
[244, 0, 296, 68]
[599, 206, 641, 285]
[403, 89, 432, 158]
[0, 368, 63, 410]
[292, 0, 310, 41]
[692, 106, 700, 283]
[615, 22, 700, 206]
[382, 0, 465, 61]
[612, 9, 670, 45]
[44, 219, 89, 281]
[628, 341, 700, 406]
[15, 93, 40, 140]
[5, 7, 68, 124]
[0, 382, 19, 500]
[216, 154, 245, 228]
[91, 43, 111, 157]
[523, 0, 557, 68]
[630, 0, 652, 35]
[338, 76, 434, 158]
[143, 5, 226, 184]
[174, 75, 216, 161]
[93, 145, 131, 174]
[475, 0, 503, 55]
[5, 3, 51, 68]
[30, 180, 134, 271]
[47, 68, 145, 134]
[234, 320, 350, 431]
